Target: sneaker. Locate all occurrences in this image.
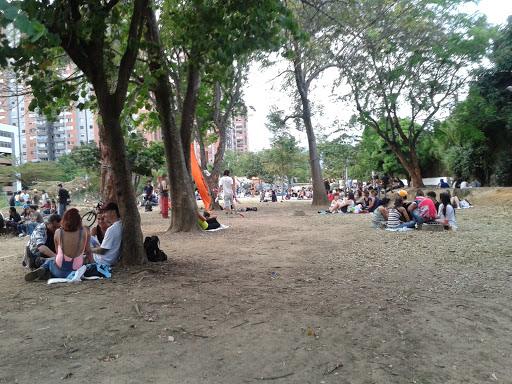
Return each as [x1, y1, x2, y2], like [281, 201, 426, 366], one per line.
[18, 232, 26, 238]
[25, 267, 49, 282]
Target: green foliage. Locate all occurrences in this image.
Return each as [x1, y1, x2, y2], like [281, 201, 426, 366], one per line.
[69, 142, 101, 170]
[341, 0, 494, 184]
[0, 161, 65, 188]
[438, 18, 512, 185]
[318, 134, 356, 179]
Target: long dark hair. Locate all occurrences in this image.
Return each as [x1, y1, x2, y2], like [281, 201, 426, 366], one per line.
[394, 196, 403, 209]
[439, 192, 451, 217]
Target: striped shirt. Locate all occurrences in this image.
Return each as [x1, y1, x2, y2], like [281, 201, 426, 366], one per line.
[387, 208, 401, 229]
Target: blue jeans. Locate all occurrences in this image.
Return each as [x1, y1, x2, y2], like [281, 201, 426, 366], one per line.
[41, 258, 74, 278]
[411, 208, 426, 225]
[58, 202, 67, 217]
[26, 222, 39, 235]
[398, 220, 417, 228]
[17, 223, 27, 234]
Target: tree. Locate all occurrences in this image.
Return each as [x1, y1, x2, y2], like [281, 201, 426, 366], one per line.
[341, 0, 493, 187]
[318, 134, 356, 182]
[195, 64, 246, 210]
[143, 0, 295, 231]
[274, 0, 350, 206]
[435, 17, 512, 186]
[0, 161, 65, 188]
[262, 134, 302, 199]
[0, 0, 149, 264]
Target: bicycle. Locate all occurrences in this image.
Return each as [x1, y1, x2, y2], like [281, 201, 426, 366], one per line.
[81, 201, 103, 228]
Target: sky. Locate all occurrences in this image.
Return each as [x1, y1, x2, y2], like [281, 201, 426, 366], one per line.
[243, 0, 512, 151]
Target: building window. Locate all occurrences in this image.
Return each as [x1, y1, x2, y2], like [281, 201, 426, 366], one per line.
[67, 134, 73, 137]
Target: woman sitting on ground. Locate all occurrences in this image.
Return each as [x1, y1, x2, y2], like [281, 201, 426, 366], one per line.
[354, 190, 364, 205]
[437, 192, 456, 230]
[25, 208, 92, 281]
[360, 190, 371, 211]
[197, 211, 225, 230]
[17, 205, 32, 237]
[371, 197, 390, 228]
[366, 190, 380, 213]
[387, 197, 416, 229]
[91, 213, 110, 246]
[330, 192, 355, 213]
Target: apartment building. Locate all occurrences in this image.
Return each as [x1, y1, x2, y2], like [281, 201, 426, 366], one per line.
[192, 112, 250, 164]
[0, 65, 98, 163]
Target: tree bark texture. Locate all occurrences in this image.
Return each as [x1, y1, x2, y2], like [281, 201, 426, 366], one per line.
[98, 122, 117, 203]
[293, 56, 330, 206]
[145, 6, 200, 232]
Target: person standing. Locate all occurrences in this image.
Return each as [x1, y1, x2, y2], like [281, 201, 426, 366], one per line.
[41, 190, 49, 205]
[219, 170, 236, 214]
[324, 178, 330, 194]
[21, 190, 30, 204]
[143, 181, 154, 207]
[32, 189, 41, 205]
[57, 184, 70, 217]
[159, 174, 169, 218]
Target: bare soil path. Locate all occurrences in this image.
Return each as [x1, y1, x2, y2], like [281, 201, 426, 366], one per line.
[1, 189, 511, 383]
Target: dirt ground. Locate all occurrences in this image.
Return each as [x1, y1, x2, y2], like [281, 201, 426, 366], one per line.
[1, 188, 511, 384]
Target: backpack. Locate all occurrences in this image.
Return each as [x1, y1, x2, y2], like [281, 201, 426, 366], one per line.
[143, 236, 168, 262]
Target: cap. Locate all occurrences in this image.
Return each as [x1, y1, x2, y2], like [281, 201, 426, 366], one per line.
[33, 189, 38, 192]
[99, 202, 119, 214]
[398, 190, 408, 198]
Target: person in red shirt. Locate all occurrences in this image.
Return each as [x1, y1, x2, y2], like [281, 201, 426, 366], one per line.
[407, 189, 437, 225]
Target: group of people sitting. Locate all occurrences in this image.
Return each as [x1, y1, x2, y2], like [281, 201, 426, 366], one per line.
[23, 202, 123, 282]
[322, 186, 463, 231]
[324, 189, 381, 214]
[371, 189, 460, 230]
[2, 201, 59, 237]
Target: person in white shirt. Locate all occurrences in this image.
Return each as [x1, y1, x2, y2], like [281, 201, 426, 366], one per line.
[41, 190, 49, 205]
[460, 180, 471, 189]
[88, 202, 122, 265]
[437, 192, 456, 230]
[21, 190, 30, 204]
[218, 170, 236, 214]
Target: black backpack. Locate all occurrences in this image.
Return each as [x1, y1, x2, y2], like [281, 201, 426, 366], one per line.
[144, 236, 167, 262]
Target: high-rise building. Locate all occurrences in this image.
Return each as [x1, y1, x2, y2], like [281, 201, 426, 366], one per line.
[192, 112, 250, 164]
[226, 114, 249, 153]
[0, 64, 98, 163]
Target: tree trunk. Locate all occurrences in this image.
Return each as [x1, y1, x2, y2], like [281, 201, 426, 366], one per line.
[292, 51, 329, 206]
[145, 6, 200, 232]
[180, 63, 201, 174]
[386, 140, 425, 188]
[133, 173, 141, 197]
[96, 95, 145, 265]
[98, 122, 117, 203]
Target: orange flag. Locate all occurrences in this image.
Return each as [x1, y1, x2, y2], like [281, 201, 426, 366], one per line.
[190, 143, 212, 212]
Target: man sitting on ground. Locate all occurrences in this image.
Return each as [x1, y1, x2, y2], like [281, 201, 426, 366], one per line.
[24, 214, 61, 270]
[26, 205, 44, 236]
[87, 202, 122, 266]
[407, 189, 437, 226]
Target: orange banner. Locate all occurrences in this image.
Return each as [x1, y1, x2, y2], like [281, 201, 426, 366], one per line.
[190, 143, 212, 212]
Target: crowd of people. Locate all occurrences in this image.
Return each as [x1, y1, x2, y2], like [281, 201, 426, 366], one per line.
[9, 171, 476, 283]
[322, 186, 465, 231]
